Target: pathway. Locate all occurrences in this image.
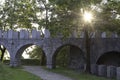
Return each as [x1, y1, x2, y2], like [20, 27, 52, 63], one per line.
[23, 66, 73, 80]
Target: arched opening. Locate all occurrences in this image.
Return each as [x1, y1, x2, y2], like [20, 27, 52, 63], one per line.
[53, 44, 86, 71]
[16, 44, 46, 66]
[0, 45, 10, 64]
[96, 51, 120, 67]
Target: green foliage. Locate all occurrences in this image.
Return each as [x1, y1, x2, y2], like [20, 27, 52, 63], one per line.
[0, 63, 41, 80]
[56, 46, 70, 67]
[94, 0, 120, 33]
[48, 0, 82, 37]
[27, 46, 43, 59]
[48, 0, 103, 37]
[26, 46, 46, 65]
[1, 0, 119, 35]
[0, 0, 42, 30]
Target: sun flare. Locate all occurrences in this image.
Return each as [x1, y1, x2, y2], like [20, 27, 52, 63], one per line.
[83, 11, 93, 23]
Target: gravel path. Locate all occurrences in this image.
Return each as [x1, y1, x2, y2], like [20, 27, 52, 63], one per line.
[23, 66, 73, 80]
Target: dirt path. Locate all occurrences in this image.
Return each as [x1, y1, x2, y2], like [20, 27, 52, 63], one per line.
[23, 66, 73, 80]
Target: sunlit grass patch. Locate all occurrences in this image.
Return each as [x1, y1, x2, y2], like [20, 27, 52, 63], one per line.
[0, 63, 41, 80]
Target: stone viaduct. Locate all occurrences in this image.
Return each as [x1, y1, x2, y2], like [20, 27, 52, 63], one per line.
[0, 29, 120, 70]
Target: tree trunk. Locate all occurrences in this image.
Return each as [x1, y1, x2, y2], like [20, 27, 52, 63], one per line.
[41, 53, 46, 65]
[0, 46, 6, 62]
[85, 29, 91, 73]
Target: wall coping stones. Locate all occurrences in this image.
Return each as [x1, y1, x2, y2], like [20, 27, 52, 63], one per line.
[107, 66, 116, 78]
[98, 65, 107, 77]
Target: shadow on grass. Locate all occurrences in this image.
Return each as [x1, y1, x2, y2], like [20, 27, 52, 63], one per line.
[43, 66, 115, 80]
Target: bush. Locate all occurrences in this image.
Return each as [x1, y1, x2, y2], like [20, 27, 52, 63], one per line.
[3, 59, 42, 66]
[21, 59, 41, 65]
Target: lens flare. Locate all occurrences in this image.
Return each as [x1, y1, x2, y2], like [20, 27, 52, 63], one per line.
[83, 11, 93, 23]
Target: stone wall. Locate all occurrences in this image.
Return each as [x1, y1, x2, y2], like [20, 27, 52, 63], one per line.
[0, 29, 120, 77]
[0, 29, 50, 39]
[91, 64, 120, 80]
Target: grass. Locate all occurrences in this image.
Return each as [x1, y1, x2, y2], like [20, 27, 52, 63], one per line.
[0, 63, 41, 80]
[44, 66, 115, 80]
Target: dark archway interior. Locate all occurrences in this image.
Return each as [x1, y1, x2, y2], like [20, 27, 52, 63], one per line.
[54, 44, 85, 71]
[16, 44, 46, 66]
[97, 51, 120, 67]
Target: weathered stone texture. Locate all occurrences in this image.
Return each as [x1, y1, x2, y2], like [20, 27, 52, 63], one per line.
[117, 67, 120, 80]
[98, 65, 107, 77]
[107, 66, 116, 78]
[0, 30, 120, 72]
[91, 64, 98, 75]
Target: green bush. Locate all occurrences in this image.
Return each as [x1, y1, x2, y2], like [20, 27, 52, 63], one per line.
[3, 59, 43, 66]
[21, 59, 41, 65]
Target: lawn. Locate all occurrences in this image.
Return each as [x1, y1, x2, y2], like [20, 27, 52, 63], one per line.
[0, 63, 41, 80]
[44, 66, 115, 80]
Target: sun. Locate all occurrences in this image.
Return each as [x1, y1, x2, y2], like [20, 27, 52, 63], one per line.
[83, 11, 93, 23]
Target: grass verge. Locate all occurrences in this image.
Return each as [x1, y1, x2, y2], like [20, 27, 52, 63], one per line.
[0, 63, 41, 80]
[44, 66, 115, 80]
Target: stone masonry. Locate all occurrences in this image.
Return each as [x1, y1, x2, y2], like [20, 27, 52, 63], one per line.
[0, 29, 120, 69]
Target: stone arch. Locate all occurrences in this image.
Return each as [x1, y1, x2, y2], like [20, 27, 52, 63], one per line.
[93, 43, 120, 64]
[15, 43, 46, 66]
[96, 51, 120, 66]
[52, 44, 86, 70]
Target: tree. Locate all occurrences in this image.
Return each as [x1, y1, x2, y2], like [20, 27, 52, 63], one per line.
[0, 46, 6, 61]
[26, 46, 46, 65]
[0, 0, 42, 30]
[94, 0, 120, 33]
[0, 0, 43, 61]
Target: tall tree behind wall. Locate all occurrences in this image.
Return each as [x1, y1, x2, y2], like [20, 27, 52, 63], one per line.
[96, 0, 120, 33]
[0, 0, 43, 61]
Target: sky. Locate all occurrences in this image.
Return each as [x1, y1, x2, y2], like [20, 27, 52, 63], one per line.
[0, 0, 4, 5]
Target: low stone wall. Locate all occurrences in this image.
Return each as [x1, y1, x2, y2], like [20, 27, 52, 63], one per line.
[98, 65, 107, 77]
[117, 67, 120, 80]
[91, 64, 120, 80]
[107, 66, 116, 78]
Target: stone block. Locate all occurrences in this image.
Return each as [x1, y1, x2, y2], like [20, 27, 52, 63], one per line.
[3, 31, 8, 39]
[107, 66, 116, 78]
[13, 32, 19, 39]
[8, 30, 13, 39]
[117, 67, 120, 80]
[8, 30, 18, 39]
[101, 32, 106, 38]
[44, 29, 50, 38]
[32, 29, 37, 39]
[0, 30, 2, 38]
[36, 31, 41, 39]
[98, 65, 107, 77]
[32, 30, 41, 39]
[20, 30, 29, 39]
[24, 30, 29, 39]
[20, 30, 25, 39]
[91, 64, 98, 75]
